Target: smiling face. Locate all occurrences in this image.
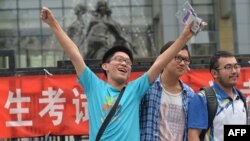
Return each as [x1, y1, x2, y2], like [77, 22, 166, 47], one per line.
[211, 57, 240, 88]
[102, 51, 132, 85]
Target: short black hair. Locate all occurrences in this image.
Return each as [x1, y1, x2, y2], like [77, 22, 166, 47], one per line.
[209, 50, 234, 72]
[102, 46, 133, 77]
[160, 41, 190, 58]
[102, 46, 133, 64]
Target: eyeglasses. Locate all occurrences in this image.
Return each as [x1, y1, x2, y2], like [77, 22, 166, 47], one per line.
[174, 56, 190, 65]
[109, 56, 132, 66]
[216, 64, 241, 71]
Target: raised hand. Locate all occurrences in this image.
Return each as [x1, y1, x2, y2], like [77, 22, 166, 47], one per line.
[40, 7, 57, 26]
[40, 7, 86, 77]
[179, 22, 194, 42]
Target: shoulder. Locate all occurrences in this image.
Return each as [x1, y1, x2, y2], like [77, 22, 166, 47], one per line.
[197, 89, 206, 97]
[127, 73, 151, 89]
[190, 90, 207, 106]
[181, 82, 195, 96]
[182, 83, 194, 91]
[134, 72, 152, 84]
[79, 67, 98, 82]
[149, 75, 161, 87]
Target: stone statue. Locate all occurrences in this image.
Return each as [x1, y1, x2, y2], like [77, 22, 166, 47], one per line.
[85, 0, 134, 59]
[66, 3, 87, 55]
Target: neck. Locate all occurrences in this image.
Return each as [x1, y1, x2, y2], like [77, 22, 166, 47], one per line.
[223, 88, 235, 99]
[160, 71, 179, 86]
[215, 82, 235, 99]
[107, 79, 126, 90]
[160, 73, 182, 93]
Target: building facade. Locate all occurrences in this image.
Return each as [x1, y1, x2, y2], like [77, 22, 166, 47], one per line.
[0, 0, 249, 69]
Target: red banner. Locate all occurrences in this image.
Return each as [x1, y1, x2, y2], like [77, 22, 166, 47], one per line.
[0, 68, 250, 138]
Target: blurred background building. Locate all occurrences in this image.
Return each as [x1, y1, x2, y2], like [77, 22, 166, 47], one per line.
[0, 0, 250, 69]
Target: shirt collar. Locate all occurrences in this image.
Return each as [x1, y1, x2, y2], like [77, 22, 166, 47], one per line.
[212, 82, 239, 99]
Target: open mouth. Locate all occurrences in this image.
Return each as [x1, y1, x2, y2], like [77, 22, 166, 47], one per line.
[118, 68, 127, 73]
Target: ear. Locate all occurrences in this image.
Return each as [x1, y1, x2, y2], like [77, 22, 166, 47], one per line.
[102, 63, 108, 71]
[211, 69, 218, 79]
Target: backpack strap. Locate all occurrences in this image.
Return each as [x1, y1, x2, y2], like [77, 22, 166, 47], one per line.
[199, 87, 218, 141]
[235, 89, 248, 124]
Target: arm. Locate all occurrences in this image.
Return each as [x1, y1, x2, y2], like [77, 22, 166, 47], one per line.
[147, 23, 193, 83]
[188, 128, 201, 141]
[187, 93, 208, 141]
[40, 7, 86, 77]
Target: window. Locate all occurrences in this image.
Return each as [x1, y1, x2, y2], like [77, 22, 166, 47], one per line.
[190, 0, 218, 56]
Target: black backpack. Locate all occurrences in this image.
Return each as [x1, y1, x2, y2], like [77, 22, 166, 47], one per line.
[199, 87, 248, 141]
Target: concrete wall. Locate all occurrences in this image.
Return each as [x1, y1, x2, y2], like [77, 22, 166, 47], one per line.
[234, 0, 250, 54]
[217, 0, 234, 52]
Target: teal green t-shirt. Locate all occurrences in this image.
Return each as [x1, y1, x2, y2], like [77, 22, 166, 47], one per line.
[78, 67, 150, 141]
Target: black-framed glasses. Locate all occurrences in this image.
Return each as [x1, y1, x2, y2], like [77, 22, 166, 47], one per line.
[174, 56, 190, 65]
[108, 55, 132, 66]
[216, 64, 241, 71]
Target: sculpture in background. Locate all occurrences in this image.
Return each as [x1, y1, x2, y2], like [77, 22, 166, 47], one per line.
[66, 0, 152, 59]
[85, 0, 134, 59]
[66, 3, 87, 56]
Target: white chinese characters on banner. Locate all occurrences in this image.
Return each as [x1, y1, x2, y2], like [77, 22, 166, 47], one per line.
[240, 79, 250, 94]
[4, 89, 32, 127]
[4, 87, 89, 128]
[39, 87, 66, 126]
[72, 88, 89, 124]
